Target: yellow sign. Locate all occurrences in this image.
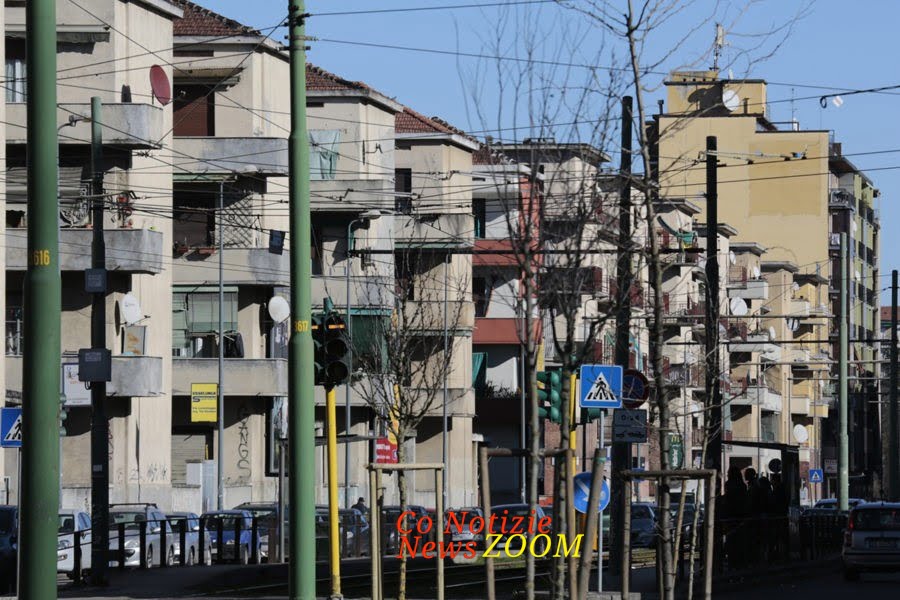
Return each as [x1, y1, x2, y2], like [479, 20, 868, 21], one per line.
[191, 383, 218, 423]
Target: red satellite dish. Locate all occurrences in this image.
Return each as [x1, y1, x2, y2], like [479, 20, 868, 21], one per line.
[149, 65, 171, 106]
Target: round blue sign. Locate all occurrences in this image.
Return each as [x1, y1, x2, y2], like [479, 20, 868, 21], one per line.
[573, 471, 611, 514]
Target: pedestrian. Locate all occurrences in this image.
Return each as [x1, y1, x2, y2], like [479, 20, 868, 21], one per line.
[723, 466, 749, 569]
[352, 496, 369, 516]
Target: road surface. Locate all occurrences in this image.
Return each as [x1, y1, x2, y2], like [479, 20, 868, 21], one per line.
[724, 569, 900, 600]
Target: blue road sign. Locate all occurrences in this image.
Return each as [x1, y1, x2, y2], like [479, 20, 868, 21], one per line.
[574, 471, 610, 513]
[1, 407, 22, 448]
[579, 365, 623, 409]
[809, 469, 823, 484]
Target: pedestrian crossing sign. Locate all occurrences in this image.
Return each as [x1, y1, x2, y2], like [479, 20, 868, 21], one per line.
[809, 469, 823, 484]
[1, 407, 23, 448]
[579, 365, 623, 409]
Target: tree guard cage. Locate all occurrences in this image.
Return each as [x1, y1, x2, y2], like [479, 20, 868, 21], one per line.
[620, 469, 717, 600]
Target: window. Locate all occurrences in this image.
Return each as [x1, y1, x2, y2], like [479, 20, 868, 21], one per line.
[5, 39, 25, 103]
[395, 253, 416, 301]
[172, 288, 239, 357]
[473, 198, 486, 238]
[473, 276, 489, 317]
[395, 168, 412, 213]
[173, 85, 215, 137]
[311, 224, 323, 275]
[173, 189, 215, 248]
[310, 130, 340, 180]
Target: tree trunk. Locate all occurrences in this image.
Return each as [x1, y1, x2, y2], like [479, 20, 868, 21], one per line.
[397, 431, 409, 600]
[525, 282, 539, 600]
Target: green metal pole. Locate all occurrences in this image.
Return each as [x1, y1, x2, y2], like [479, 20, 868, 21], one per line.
[839, 232, 849, 511]
[20, 0, 60, 597]
[889, 270, 898, 501]
[288, 2, 315, 599]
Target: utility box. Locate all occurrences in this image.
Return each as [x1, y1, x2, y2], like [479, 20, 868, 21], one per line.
[77, 348, 112, 382]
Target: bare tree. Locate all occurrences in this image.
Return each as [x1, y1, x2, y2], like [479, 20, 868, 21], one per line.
[352, 244, 468, 600]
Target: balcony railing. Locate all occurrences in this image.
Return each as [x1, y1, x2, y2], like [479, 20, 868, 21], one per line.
[829, 188, 855, 210]
[727, 266, 748, 285]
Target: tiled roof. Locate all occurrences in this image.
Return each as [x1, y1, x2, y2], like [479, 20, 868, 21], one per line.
[395, 107, 455, 135]
[307, 64, 387, 94]
[172, 1, 259, 37]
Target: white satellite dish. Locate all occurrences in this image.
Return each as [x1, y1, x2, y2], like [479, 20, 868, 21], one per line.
[832, 95, 844, 108]
[753, 265, 761, 279]
[723, 89, 741, 112]
[121, 293, 143, 325]
[729, 251, 736, 265]
[786, 318, 799, 332]
[792, 424, 809, 444]
[729, 297, 749, 317]
[268, 296, 291, 323]
[854, 270, 861, 281]
[792, 282, 800, 292]
[767, 326, 777, 341]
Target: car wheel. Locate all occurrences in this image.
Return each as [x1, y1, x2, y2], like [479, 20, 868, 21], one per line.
[187, 547, 195, 567]
[144, 545, 154, 569]
[239, 545, 250, 565]
[843, 567, 860, 582]
[166, 546, 175, 567]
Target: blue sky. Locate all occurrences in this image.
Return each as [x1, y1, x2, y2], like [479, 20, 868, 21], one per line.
[212, 0, 900, 302]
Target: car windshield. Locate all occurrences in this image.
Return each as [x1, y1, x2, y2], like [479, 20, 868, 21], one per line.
[0, 509, 15, 534]
[109, 512, 146, 529]
[240, 506, 274, 518]
[854, 509, 900, 531]
[205, 514, 246, 530]
[632, 506, 653, 520]
[58, 515, 76, 534]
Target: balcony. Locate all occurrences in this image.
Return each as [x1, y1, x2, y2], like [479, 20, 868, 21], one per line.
[311, 274, 397, 310]
[727, 278, 768, 300]
[173, 247, 288, 286]
[6, 355, 164, 398]
[172, 137, 287, 176]
[731, 385, 783, 412]
[395, 213, 473, 248]
[789, 298, 811, 317]
[7, 103, 164, 148]
[729, 333, 780, 357]
[6, 228, 164, 273]
[790, 395, 810, 415]
[829, 188, 855, 211]
[172, 358, 287, 397]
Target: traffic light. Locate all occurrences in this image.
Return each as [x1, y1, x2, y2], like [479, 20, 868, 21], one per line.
[581, 407, 603, 423]
[322, 312, 350, 386]
[312, 312, 326, 386]
[537, 369, 562, 423]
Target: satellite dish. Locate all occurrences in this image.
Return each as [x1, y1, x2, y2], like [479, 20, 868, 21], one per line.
[851, 220, 858, 233]
[698, 258, 707, 271]
[832, 95, 844, 108]
[753, 266, 761, 279]
[268, 296, 291, 323]
[121, 293, 143, 325]
[792, 282, 800, 292]
[729, 251, 736, 265]
[149, 65, 171, 106]
[793, 424, 809, 444]
[723, 89, 741, 112]
[767, 326, 777, 341]
[729, 297, 749, 317]
[786, 318, 799, 332]
[854, 270, 861, 281]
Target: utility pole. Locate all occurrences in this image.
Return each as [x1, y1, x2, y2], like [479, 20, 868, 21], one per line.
[609, 95, 633, 585]
[89, 97, 110, 586]
[217, 180, 225, 510]
[20, 0, 60, 596]
[326, 386, 341, 598]
[288, 2, 316, 599]
[890, 270, 898, 501]
[839, 232, 849, 511]
[705, 136, 722, 476]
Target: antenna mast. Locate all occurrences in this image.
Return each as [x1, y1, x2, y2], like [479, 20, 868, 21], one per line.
[713, 23, 725, 71]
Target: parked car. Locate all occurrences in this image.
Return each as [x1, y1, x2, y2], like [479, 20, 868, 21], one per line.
[202, 510, 262, 565]
[381, 505, 430, 554]
[107, 503, 178, 568]
[630, 502, 657, 548]
[811, 498, 866, 513]
[340, 508, 370, 557]
[58, 509, 92, 579]
[490, 504, 549, 556]
[0, 506, 17, 593]
[166, 512, 211, 566]
[842, 501, 900, 580]
[233, 502, 277, 561]
[445, 507, 485, 550]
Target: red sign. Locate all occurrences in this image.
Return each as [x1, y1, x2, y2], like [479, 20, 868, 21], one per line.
[375, 437, 398, 464]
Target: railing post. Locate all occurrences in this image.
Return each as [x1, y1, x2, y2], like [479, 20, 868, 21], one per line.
[73, 531, 82, 583]
[198, 518, 206, 566]
[235, 517, 242, 563]
[117, 523, 126, 570]
[139, 521, 148, 568]
[160, 519, 167, 568]
[251, 516, 259, 564]
[217, 519, 224, 564]
[179, 519, 187, 566]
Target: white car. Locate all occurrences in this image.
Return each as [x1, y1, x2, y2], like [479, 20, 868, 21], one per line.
[58, 510, 91, 579]
[843, 501, 900, 580]
[108, 504, 178, 568]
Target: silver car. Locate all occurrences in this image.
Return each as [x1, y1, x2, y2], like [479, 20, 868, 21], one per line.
[58, 510, 92, 579]
[842, 501, 900, 580]
[166, 512, 211, 566]
[108, 504, 179, 568]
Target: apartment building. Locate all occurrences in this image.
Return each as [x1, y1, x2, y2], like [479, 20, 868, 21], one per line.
[653, 70, 881, 496]
[2, 0, 183, 507]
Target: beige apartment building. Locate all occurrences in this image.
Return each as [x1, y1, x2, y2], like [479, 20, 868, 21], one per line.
[654, 70, 881, 497]
[2, 0, 182, 507]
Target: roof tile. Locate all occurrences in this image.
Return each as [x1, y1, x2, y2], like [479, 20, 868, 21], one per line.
[172, 1, 258, 37]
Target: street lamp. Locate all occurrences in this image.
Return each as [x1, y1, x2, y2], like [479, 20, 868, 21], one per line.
[345, 209, 382, 508]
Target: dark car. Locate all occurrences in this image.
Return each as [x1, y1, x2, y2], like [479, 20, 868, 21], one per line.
[233, 502, 279, 561]
[0, 506, 17, 593]
[445, 507, 486, 550]
[201, 510, 262, 565]
[490, 504, 550, 556]
[340, 508, 370, 557]
[381, 505, 429, 554]
[630, 502, 657, 548]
